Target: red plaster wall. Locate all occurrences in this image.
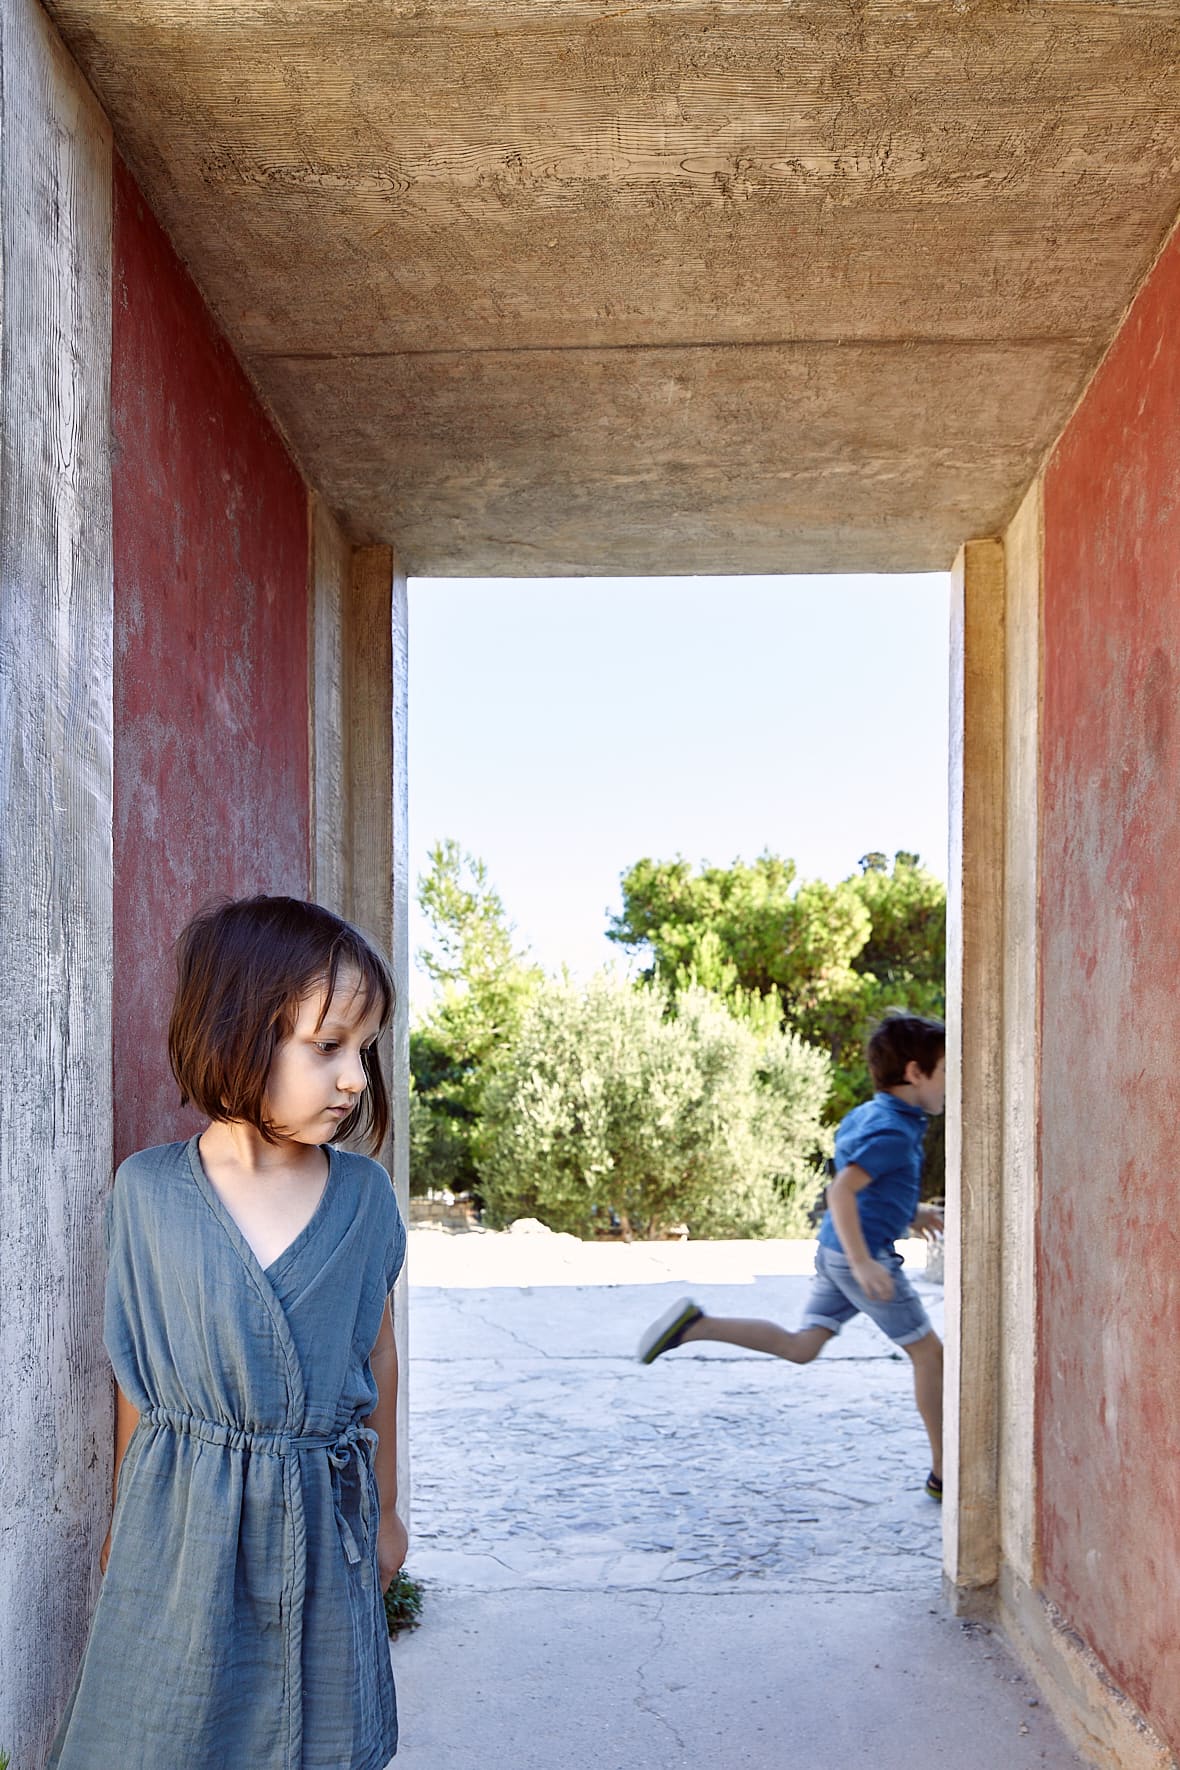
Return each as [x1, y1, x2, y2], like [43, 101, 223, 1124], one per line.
[112, 158, 310, 1165]
[1040, 227, 1180, 1747]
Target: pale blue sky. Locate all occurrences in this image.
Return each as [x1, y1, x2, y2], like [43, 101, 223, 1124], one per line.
[407, 574, 950, 1008]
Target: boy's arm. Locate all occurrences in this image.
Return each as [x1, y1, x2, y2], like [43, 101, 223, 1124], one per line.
[826, 1163, 895, 1301]
[366, 1296, 408, 1590]
[100, 1383, 140, 1573]
[911, 1202, 945, 1239]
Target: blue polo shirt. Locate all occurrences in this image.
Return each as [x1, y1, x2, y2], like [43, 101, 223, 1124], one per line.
[817, 1091, 929, 1256]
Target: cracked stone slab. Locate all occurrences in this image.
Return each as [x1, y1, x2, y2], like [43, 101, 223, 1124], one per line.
[409, 1343, 945, 1596]
[392, 1590, 1085, 1770]
[393, 1231, 1082, 1767]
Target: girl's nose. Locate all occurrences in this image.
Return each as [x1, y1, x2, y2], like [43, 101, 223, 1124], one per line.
[339, 1051, 368, 1093]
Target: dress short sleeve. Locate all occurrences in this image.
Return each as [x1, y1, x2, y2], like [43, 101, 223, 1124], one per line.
[381, 1175, 407, 1295]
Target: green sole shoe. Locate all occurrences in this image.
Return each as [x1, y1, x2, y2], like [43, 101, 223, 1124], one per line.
[638, 1299, 703, 1365]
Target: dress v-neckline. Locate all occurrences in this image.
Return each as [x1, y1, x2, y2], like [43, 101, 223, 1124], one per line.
[187, 1134, 336, 1281]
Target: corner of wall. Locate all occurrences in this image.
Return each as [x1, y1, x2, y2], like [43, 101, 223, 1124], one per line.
[1000, 1569, 1178, 1770]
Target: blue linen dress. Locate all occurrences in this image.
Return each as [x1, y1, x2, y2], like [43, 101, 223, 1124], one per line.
[50, 1135, 406, 1770]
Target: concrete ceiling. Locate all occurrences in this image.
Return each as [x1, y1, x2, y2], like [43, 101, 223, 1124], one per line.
[44, 0, 1180, 575]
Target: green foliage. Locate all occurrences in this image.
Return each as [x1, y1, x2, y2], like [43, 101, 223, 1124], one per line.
[607, 852, 871, 1018]
[815, 852, 946, 1136]
[409, 1034, 473, 1195]
[412, 839, 945, 1232]
[416, 840, 539, 1028]
[384, 1569, 425, 1637]
[476, 975, 832, 1240]
[608, 849, 946, 1193]
[410, 841, 543, 1196]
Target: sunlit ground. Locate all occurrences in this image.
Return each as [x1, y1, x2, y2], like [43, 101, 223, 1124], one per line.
[407, 1225, 932, 1292]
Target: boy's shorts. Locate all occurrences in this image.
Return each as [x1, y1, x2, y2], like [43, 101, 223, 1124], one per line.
[800, 1243, 932, 1347]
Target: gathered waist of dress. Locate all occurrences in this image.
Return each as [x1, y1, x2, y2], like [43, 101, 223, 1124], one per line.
[140, 1404, 373, 1460]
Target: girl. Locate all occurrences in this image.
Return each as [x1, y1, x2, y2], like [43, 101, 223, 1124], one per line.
[51, 896, 408, 1770]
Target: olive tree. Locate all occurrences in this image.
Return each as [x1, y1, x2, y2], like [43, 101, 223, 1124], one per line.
[477, 976, 831, 1239]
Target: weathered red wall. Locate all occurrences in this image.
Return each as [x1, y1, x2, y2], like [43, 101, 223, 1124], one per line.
[1040, 226, 1180, 1747]
[112, 158, 310, 1165]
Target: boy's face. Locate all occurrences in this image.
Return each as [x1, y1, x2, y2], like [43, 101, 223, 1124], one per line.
[906, 1054, 946, 1116]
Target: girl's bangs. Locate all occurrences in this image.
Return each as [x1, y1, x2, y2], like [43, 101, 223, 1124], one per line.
[318, 934, 395, 1030]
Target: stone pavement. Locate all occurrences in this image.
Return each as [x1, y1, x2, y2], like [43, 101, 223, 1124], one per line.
[391, 1229, 1084, 1770]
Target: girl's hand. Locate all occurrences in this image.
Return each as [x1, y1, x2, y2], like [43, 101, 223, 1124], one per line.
[377, 1511, 408, 1591]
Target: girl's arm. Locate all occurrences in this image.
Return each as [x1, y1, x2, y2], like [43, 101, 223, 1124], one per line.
[100, 1383, 140, 1573]
[366, 1298, 407, 1590]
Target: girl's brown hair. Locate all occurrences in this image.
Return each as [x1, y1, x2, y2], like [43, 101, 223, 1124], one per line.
[168, 895, 396, 1155]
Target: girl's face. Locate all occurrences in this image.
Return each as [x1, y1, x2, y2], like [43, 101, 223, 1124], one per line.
[263, 967, 385, 1146]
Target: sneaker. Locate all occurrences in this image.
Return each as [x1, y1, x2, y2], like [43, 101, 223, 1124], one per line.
[637, 1298, 704, 1365]
[925, 1472, 944, 1502]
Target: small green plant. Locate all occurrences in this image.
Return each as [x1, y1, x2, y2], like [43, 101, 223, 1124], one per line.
[384, 1569, 425, 1637]
[0, 1746, 11, 1769]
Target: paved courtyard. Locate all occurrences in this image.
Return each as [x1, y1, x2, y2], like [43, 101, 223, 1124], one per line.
[392, 1228, 1083, 1770]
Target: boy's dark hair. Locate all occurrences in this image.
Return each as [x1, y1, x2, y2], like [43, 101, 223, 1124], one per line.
[866, 1009, 946, 1091]
[168, 895, 396, 1156]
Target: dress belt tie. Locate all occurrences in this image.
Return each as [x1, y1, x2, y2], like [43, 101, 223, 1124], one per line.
[323, 1424, 379, 1566]
[141, 1406, 379, 1565]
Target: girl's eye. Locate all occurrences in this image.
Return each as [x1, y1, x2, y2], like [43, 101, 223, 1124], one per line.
[316, 1041, 339, 1055]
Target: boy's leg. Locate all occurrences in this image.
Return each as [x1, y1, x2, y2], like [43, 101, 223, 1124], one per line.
[816, 1249, 942, 1493]
[903, 1329, 943, 1480]
[679, 1315, 833, 1364]
[638, 1258, 849, 1365]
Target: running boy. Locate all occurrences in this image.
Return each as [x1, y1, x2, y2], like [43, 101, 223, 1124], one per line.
[637, 1010, 946, 1500]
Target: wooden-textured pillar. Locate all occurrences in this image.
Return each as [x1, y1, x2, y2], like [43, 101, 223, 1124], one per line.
[0, 4, 114, 1761]
[344, 544, 412, 1513]
[309, 512, 411, 1514]
[997, 483, 1042, 1590]
[308, 495, 351, 915]
[944, 538, 1006, 1603]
